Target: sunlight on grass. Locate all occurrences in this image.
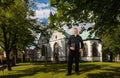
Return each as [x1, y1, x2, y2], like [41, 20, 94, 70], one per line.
[0, 62, 120, 78]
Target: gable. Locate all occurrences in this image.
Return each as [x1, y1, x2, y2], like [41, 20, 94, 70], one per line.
[50, 31, 66, 41]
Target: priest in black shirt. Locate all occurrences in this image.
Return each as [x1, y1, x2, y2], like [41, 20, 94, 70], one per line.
[66, 28, 84, 76]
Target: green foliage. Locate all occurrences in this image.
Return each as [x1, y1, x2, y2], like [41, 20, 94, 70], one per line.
[50, 0, 120, 58]
[50, 0, 120, 34]
[0, 48, 4, 53]
[0, 0, 35, 50]
[102, 25, 120, 55]
[0, 0, 35, 70]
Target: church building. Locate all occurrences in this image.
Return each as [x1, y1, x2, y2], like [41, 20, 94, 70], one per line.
[33, 30, 102, 62]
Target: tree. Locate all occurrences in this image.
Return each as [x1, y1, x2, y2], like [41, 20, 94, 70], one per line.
[50, 0, 120, 61]
[0, 0, 35, 71]
[102, 25, 120, 61]
[50, 0, 120, 34]
[0, 48, 4, 53]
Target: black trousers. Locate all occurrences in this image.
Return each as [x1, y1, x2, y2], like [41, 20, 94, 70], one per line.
[67, 51, 80, 73]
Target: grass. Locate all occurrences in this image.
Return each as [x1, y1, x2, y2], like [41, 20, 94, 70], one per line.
[0, 62, 120, 78]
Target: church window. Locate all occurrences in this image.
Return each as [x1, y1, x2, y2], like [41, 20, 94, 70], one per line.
[55, 35, 57, 39]
[41, 45, 46, 56]
[119, 54, 120, 60]
[83, 43, 88, 57]
[92, 42, 98, 57]
[53, 42, 59, 63]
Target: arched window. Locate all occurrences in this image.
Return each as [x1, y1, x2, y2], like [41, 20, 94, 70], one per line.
[83, 43, 88, 57]
[53, 42, 59, 63]
[55, 35, 57, 39]
[54, 43, 59, 54]
[41, 45, 45, 56]
[92, 42, 98, 57]
[118, 54, 120, 60]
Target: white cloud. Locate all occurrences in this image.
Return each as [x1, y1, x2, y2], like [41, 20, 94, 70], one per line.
[36, 3, 49, 8]
[35, 9, 50, 19]
[32, 2, 56, 21]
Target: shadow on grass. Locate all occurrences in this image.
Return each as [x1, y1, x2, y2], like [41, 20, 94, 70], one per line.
[0, 62, 119, 78]
[0, 63, 67, 78]
[87, 66, 120, 78]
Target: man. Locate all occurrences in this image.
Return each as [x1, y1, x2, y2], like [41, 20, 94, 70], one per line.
[66, 28, 84, 76]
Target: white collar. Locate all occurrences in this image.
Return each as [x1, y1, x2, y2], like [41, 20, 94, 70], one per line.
[74, 34, 78, 37]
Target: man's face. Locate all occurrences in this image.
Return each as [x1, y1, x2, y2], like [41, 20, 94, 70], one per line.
[73, 29, 78, 35]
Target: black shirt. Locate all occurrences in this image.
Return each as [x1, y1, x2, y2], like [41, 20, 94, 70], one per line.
[68, 35, 84, 52]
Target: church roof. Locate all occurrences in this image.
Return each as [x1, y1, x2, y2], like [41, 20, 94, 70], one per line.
[80, 30, 100, 40]
[45, 34, 51, 41]
[63, 30, 100, 40]
[61, 30, 93, 40]
[63, 32, 70, 38]
[80, 31, 92, 40]
[43, 30, 100, 41]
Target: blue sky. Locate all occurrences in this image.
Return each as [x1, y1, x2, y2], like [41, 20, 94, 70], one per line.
[32, 0, 56, 23]
[36, 0, 49, 4]
[30, 0, 94, 49]
[33, 0, 93, 37]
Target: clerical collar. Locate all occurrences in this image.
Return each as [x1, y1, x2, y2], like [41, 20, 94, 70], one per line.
[74, 34, 78, 37]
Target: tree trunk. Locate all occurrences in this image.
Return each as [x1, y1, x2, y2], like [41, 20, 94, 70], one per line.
[12, 56, 16, 66]
[6, 51, 12, 71]
[110, 53, 113, 62]
[12, 46, 18, 66]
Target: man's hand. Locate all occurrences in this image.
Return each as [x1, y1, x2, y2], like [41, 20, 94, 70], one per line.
[70, 47, 75, 51]
[79, 49, 83, 53]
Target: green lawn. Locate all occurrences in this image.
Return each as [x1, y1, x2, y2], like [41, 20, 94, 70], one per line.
[0, 62, 120, 78]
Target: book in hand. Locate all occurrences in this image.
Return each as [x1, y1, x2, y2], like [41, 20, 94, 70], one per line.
[71, 43, 75, 50]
